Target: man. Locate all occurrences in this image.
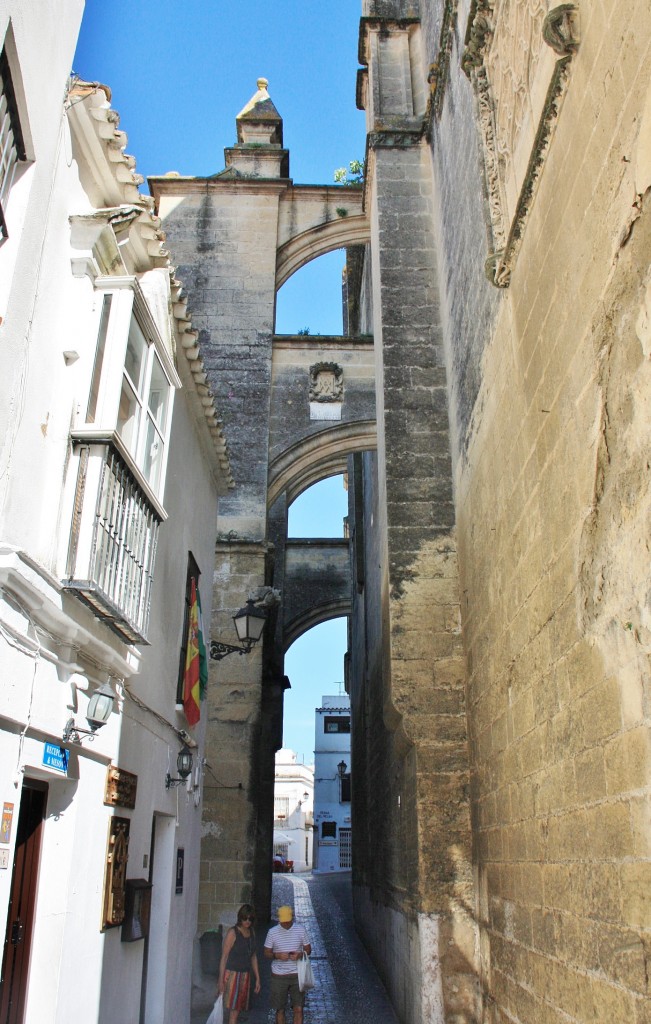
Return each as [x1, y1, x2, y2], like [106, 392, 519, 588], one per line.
[264, 905, 312, 1024]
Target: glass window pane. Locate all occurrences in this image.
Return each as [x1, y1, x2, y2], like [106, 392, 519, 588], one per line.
[117, 377, 140, 452]
[86, 294, 112, 423]
[147, 354, 169, 431]
[124, 317, 147, 394]
[142, 415, 164, 490]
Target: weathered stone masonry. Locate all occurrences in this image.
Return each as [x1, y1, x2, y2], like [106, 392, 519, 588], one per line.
[150, 4, 651, 1020]
[150, 82, 373, 943]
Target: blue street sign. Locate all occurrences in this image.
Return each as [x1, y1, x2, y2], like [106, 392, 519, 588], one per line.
[43, 742, 69, 774]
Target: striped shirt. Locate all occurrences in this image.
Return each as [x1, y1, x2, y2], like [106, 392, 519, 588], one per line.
[264, 922, 310, 975]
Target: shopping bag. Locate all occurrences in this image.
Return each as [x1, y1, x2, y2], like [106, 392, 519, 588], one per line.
[206, 994, 223, 1024]
[297, 952, 315, 992]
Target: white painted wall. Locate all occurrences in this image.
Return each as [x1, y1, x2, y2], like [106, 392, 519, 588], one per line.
[0, 6, 224, 1024]
[313, 695, 351, 874]
[273, 748, 314, 872]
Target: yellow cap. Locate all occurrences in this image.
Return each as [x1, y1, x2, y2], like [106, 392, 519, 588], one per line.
[277, 905, 293, 923]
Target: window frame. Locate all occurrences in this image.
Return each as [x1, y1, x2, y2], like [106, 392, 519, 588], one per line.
[340, 773, 351, 803]
[75, 278, 180, 505]
[324, 715, 350, 734]
[0, 42, 27, 244]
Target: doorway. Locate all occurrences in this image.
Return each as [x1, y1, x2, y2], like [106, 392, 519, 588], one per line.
[339, 827, 351, 870]
[0, 781, 47, 1024]
[141, 814, 176, 1024]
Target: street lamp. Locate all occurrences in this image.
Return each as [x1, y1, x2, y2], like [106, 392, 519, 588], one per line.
[166, 744, 194, 789]
[337, 760, 347, 779]
[209, 600, 267, 661]
[62, 681, 115, 744]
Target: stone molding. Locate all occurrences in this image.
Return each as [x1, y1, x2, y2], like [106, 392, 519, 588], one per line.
[267, 420, 377, 508]
[462, 2, 580, 287]
[368, 128, 424, 149]
[358, 15, 421, 66]
[424, 0, 459, 133]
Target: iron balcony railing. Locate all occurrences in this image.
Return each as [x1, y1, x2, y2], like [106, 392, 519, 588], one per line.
[64, 438, 161, 644]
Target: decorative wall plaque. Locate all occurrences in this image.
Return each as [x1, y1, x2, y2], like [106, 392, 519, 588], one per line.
[309, 362, 344, 402]
[102, 816, 130, 929]
[462, 1, 579, 286]
[309, 362, 344, 422]
[104, 765, 138, 809]
[0, 803, 14, 844]
[175, 848, 185, 894]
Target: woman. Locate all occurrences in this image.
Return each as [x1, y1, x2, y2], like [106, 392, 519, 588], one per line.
[218, 903, 261, 1024]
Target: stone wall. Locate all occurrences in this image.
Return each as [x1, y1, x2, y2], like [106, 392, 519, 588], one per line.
[350, 11, 480, 1011]
[419, 0, 651, 1020]
[283, 538, 351, 644]
[349, 1, 651, 1021]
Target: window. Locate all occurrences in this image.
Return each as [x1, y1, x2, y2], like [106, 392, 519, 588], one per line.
[0, 45, 26, 242]
[340, 773, 351, 803]
[274, 797, 290, 822]
[324, 716, 350, 734]
[321, 821, 336, 839]
[117, 314, 171, 492]
[176, 554, 200, 704]
[78, 283, 179, 500]
[64, 284, 179, 644]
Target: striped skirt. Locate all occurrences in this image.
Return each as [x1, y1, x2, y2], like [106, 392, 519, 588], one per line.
[224, 969, 251, 1010]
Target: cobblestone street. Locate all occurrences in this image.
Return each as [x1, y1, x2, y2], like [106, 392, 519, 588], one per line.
[193, 873, 399, 1024]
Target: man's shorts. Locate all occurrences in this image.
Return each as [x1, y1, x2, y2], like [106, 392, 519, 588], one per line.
[270, 971, 305, 1010]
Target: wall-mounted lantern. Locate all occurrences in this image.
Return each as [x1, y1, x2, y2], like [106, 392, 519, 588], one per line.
[166, 745, 194, 789]
[63, 681, 115, 745]
[209, 600, 267, 661]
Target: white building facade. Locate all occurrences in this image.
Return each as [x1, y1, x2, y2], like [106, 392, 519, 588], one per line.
[0, 5, 231, 1022]
[313, 695, 351, 874]
[273, 749, 314, 873]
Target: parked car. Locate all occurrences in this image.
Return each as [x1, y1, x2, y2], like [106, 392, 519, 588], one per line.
[272, 856, 294, 873]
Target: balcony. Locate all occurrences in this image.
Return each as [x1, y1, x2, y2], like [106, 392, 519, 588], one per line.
[63, 436, 162, 644]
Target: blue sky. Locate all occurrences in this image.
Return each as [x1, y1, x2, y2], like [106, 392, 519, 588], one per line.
[74, 2, 360, 758]
[286, 476, 348, 760]
[73, 1, 365, 184]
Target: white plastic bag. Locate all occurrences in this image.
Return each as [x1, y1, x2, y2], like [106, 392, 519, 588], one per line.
[206, 994, 223, 1024]
[297, 952, 315, 992]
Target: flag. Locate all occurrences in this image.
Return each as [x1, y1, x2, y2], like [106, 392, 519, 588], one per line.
[183, 577, 208, 726]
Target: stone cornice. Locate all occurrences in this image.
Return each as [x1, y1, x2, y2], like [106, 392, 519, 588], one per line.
[67, 80, 233, 488]
[273, 334, 373, 351]
[148, 174, 292, 202]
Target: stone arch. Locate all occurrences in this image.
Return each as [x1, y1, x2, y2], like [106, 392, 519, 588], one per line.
[283, 602, 350, 653]
[275, 216, 370, 290]
[267, 420, 377, 508]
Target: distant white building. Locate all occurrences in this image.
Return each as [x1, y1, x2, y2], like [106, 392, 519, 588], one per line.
[273, 749, 314, 872]
[313, 695, 351, 873]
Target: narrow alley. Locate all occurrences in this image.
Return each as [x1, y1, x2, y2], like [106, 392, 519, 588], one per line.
[193, 873, 400, 1024]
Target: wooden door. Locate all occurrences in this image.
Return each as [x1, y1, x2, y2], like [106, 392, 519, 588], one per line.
[0, 782, 47, 1024]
